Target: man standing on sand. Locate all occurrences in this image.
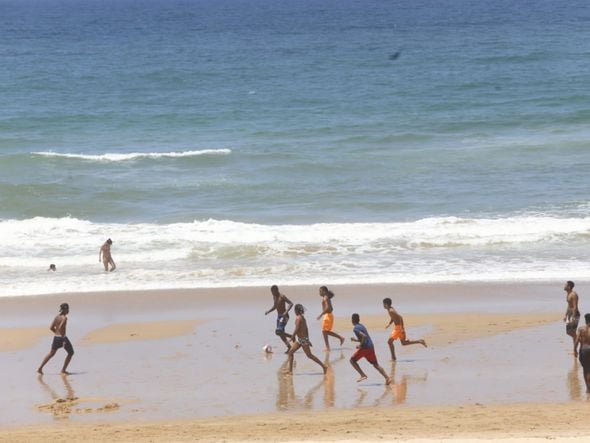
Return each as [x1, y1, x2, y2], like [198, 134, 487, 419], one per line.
[286, 304, 328, 375]
[575, 313, 590, 393]
[265, 285, 294, 352]
[350, 313, 391, 385]
[99, 238, 116, 272]
[383, 298, 427, 361]
[316, 286, 345, 351]
[564, 281, 580, 355]
[37, 303, 74, 375]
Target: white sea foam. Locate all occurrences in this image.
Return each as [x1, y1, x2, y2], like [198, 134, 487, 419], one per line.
[31, 149, 232, 162]
[1, 215, 590, 296]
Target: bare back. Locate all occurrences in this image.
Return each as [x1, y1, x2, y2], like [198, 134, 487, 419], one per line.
[321, 295, 333, 314]
[51, 314, 67, 337]
[388, 307, 403, 327]
[579, 326, 590, 347]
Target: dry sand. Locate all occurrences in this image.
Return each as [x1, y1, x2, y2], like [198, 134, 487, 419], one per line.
[1, 402, 589, 442]
[0, 326, 50, 352]
[342, 312, 559, 347]
[82, 319, 203, 344]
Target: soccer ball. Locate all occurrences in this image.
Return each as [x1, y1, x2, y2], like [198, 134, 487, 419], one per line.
[263, 344, 273, 353]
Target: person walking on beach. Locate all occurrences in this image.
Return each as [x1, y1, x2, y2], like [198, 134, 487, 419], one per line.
[265, 285, 294, 352]
[350, 313, 390, 384]
[564, 281, 580, 355]
[285, 304, 327, 375]
[316, 286, 345, 351]
[575, 313, 590, 393]
[37, 303, 74, 375]
[383, 298, 427, 361]
[99, 238, 116, 272]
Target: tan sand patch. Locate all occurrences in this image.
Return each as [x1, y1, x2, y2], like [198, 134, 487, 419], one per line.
[0, 327, 49, 352]
[82, 319, 202, 344]
[335, 312, 558, 347]
[2, 402, 590, 442]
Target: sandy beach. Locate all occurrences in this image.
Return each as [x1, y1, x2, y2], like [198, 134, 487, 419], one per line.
[0, 282, 588, 442]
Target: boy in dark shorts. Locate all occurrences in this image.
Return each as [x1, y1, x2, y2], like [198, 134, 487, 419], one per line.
[265, 285, 294, 353]
[350, 313, 391, 384]
[37, 303, 74, 375]
[286, 304, 328, 375]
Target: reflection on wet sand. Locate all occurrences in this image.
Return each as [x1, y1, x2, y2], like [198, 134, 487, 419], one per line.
[36, 375, 120, 418]
[568, 359, 582, 401]
[372, 363, 428, 407]
[37, 375, 77, 420]
[276, 352, 345, 411]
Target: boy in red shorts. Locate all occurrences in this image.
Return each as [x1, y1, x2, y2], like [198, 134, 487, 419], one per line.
[350, 313, 390, 384]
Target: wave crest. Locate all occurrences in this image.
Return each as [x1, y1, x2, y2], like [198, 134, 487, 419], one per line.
[31, 149, 232, 162]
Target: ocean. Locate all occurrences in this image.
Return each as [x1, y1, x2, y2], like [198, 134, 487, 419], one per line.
[1, 0, 590, 296]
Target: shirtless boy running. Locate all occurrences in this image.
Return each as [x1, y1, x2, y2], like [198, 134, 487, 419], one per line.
[564, 281, 580, 355]
[286, 304, 328, 375]
[99, 238, 116, 272]
[383, 298, 427, 361]
[37, 303, 74, 375]
[316, 286, 345, 351]
[575, 313, 590, 393]
[265, 285, 294, 352]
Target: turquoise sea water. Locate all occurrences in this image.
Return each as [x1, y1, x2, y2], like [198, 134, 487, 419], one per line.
[1, 0, 590, 295]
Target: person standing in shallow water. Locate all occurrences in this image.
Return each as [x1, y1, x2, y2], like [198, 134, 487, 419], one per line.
[563, 281, 580, 355]
[575, 313, 590, 393]
[37, 303, 74, 375]
[316, 286, 345, 351]
[265, 285, 294, 353]
[99, 238, 116, 272]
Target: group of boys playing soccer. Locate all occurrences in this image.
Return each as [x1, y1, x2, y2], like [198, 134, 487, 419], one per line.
[264, 285, 427, 384]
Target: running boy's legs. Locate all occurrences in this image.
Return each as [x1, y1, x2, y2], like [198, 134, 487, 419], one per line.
[302, 344, 328, 373]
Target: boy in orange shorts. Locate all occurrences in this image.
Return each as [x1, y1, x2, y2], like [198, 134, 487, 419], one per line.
[316, 286, 345, 351]
[383, 298, 427, 361]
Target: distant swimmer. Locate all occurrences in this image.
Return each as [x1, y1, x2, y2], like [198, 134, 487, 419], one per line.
[99, 238, 116, 272]
[350, 313, 390, 385]
[285, 304, 327, 375]
[316, 286, 345, 351]
[37, 303, 74, 375]
[388, 51, 401, 61]
[575, 313, 590, 392]
[265, 285, 293, 353]
[383, 298, 427, 361]
[48, 264, 56, 271]
[563, 281, 580, 355]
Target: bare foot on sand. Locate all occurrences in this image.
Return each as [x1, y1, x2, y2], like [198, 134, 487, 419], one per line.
[37, 369, 43, 375]
[420, 340, 428, 348]
[339, 337, 345, 346]
[61, 371, 72, 376]
[385, 377, 392, 385]
[356, 375, 368, 383]
[322, 364, 328, 374]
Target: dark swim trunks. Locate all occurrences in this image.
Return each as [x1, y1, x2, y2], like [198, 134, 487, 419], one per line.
[297, 337, 312, 347]
[566, 315, 580, 335]
[52, 336, 74, 354]
[580, 348, 590, 371]
[275, 313, 289, 334]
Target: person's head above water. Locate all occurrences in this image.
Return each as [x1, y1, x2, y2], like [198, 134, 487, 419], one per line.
[48, 264, 56, 271]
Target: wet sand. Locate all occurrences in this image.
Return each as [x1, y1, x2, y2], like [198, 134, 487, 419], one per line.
[0, 282, 588, 441]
